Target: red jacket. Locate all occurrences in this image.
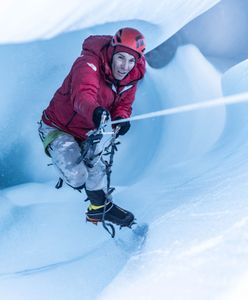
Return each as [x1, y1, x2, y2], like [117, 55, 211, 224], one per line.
[42, 35, 146, 140]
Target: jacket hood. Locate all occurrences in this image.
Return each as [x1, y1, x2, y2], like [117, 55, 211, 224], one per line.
[81, 35, 112, 57]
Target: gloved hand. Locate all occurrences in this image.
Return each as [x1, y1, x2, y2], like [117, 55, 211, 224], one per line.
[113, 117, 131, 136]
[93, 107, 110, 128]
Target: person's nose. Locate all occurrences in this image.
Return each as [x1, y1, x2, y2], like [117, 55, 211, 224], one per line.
[121, 59, 129, 71]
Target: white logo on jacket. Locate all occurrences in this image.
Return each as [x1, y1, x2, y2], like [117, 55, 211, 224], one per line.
[87, 62, 97, 72]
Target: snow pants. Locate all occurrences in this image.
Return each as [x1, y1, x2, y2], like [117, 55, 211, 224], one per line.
[38, 120, 108, 205]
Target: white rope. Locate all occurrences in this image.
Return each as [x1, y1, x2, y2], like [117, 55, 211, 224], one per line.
[110, 92, 248, 125]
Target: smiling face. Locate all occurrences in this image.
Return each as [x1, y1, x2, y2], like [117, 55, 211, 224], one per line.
[111, 52, 136, 80]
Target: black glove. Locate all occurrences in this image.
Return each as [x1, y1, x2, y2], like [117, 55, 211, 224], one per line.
[114, 117, 131, 136]
[93, 107, 110, 128]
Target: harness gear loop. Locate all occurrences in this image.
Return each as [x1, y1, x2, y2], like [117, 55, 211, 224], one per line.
[41, 129, 66, 157]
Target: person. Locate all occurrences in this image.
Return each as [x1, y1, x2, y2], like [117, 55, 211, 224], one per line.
[38, 27, 146, 228]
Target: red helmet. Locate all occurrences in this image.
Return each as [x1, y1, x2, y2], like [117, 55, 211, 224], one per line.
[112, 27, 146, 57]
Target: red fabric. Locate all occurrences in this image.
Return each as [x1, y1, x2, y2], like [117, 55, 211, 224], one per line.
[42, 35, 146, 140]
[113, 45, 140, 60]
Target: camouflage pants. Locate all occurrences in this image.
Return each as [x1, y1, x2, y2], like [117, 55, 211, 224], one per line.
[38, 121, 107, 193]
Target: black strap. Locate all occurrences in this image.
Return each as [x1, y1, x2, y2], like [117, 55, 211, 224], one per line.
[102, 221, 115, 238]
[55, 178, 64, 189]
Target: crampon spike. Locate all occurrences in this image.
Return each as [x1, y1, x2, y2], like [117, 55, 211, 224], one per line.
[120, 219, 137, 230]
[86, 216, 99, 225]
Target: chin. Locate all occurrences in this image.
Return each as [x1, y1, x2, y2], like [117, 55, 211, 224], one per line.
[114, 75, 124, 80]
[118, 73, 127, 80]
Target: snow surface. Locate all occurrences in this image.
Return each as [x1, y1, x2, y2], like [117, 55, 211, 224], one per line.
[1, 0, 248, 300]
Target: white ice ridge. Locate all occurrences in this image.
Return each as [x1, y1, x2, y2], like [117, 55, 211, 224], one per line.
[0, 0, 220, 46]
